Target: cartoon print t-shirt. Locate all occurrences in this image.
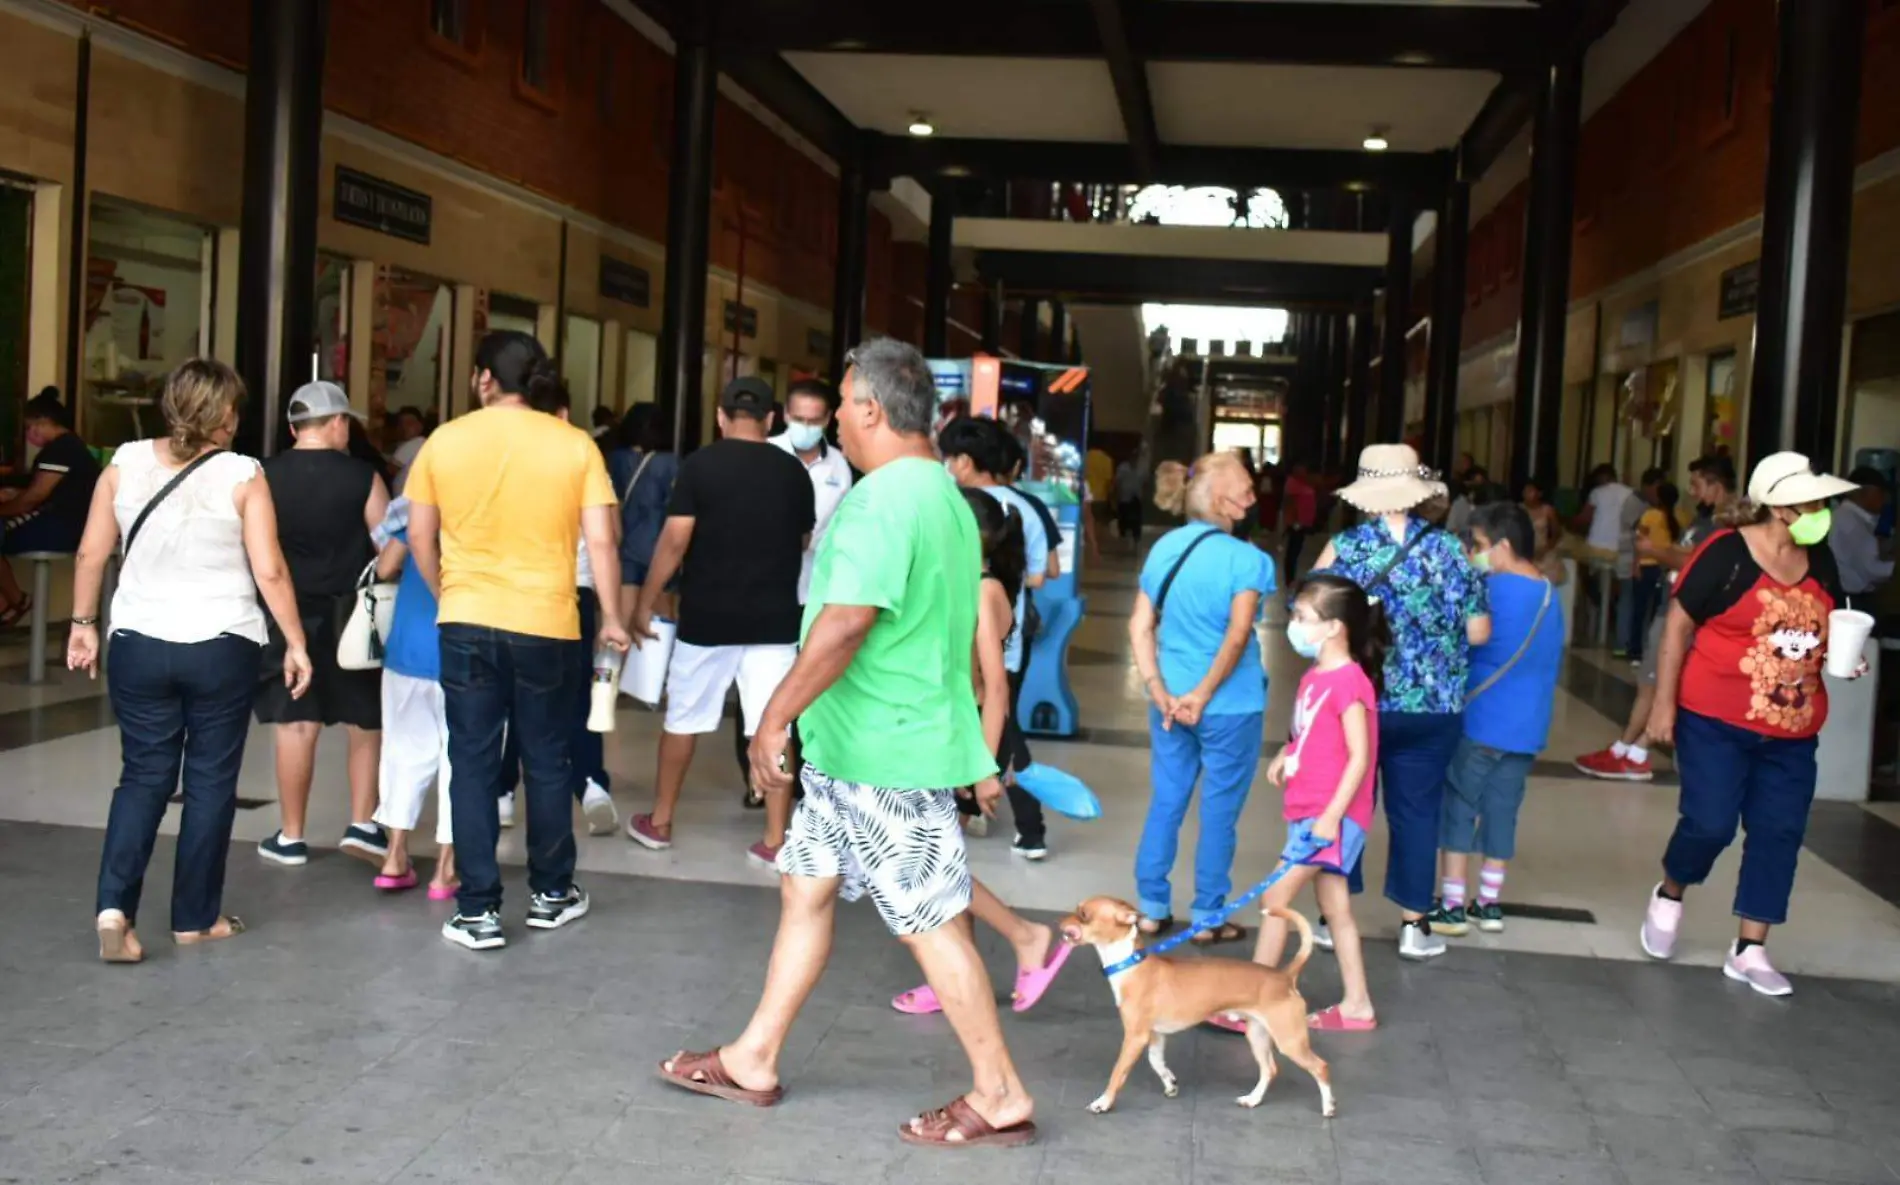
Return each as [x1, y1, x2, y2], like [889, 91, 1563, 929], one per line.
[1674, 529, 1844, 739]
[1281, 662, 1379, 830]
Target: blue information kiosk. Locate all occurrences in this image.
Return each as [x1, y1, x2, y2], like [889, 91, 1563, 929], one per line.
[929, 356, 1091, 738]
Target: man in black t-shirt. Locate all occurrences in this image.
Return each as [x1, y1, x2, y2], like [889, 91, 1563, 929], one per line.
[1, 389, 100, 626]
[627, 376, 815, 864]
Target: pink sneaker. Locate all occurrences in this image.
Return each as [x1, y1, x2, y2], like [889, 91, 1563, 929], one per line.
[1724, 943, 1793, 997]
[746, 841, 781, 871]
[1640, 884, 1681, 960]
[627, 814, 672, 851]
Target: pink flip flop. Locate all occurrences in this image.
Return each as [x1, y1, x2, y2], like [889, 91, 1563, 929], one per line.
[891, 985, 943, 1015]
[1010, 941, 1073, 1013]
[374, 869, 418, 892]
[1308, 1005, 1377, 1032]
[427, 883, 456, 901]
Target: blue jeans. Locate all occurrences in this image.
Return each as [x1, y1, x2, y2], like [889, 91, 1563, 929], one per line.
[441, 624, 581, 916]
[1438, 736, 1536, 860]
[1663, 709, 1818, 925]
[1627, 568, 1663, 659]
[1373, 711, 1464, 914]
[1136, 708, 1262, 925]
[96, 631, 259, 931]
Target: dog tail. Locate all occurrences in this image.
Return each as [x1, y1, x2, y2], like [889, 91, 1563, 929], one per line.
[1268, 907, 1315, 980]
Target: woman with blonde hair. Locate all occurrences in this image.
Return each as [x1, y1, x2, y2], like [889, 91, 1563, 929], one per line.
[1127, 452, 1276, 943]
[68, 359, 313, 963]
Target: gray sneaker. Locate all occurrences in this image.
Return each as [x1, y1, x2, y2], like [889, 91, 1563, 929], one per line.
[442, 909, 505, 951]
[1399, 920, 1447, 961]
[526, 884, 590, 930]
[1311, 918, 1335, 951]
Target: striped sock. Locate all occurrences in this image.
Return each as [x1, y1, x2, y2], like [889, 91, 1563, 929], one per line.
[1479, 867, 1506, 905]
[1441, 879, 1466, 910]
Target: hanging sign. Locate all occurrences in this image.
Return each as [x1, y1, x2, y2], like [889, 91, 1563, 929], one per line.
[1719, 260, 1760, 321]
[333, 167, 432, 245]
[723, 300, 759, 338]
[599, 258, 651, 308]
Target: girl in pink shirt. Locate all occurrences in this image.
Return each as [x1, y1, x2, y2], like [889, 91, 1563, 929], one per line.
[1260, 574, 1383, 1031]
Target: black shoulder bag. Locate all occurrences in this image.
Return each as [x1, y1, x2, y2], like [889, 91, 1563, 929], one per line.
[123, 450, 222, 557]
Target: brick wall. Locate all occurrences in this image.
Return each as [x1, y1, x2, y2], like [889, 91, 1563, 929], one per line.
[1458, 0, 1900, 351]
[65, 0, 904, 325]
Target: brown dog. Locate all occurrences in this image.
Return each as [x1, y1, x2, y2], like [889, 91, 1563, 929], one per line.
[1058, 896, 1335, 1117]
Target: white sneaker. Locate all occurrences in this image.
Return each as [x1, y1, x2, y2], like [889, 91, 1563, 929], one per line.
[581, 780, 617, 836]
[498, 792, 516, 829]
[1311, 920, 1335, 951]
[1398, 920, 1446, 961]
[1723, 942, 1793, 997]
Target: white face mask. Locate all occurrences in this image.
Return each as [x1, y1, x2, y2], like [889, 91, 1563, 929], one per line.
[786, 422, 825, 451]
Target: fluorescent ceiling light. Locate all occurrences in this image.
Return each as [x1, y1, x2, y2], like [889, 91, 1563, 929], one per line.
[907, 114, 935, 137]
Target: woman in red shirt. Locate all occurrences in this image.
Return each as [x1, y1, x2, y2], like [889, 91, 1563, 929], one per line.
[1642, 452, 1867, 997]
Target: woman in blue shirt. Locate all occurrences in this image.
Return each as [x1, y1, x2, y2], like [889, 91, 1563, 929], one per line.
[1128, 452, 1276, 943]
[1315, 444, 1491, 960]
[607, 404, 680, 603]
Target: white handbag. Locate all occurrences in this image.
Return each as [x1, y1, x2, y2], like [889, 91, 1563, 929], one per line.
[337, 559, 398, 671]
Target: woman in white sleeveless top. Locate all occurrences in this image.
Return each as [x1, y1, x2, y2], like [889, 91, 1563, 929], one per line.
[65, 359, 314, 963]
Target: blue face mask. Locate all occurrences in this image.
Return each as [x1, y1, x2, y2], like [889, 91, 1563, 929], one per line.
[786, 422, 825, 452]
[1286, 620, 1323, 660]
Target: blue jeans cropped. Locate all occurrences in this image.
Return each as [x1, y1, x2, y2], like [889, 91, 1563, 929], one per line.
[1368, 710, 1464, 913]
[1438, 736, 1536, 860]
[1135, 708, 1262, 925]
[1662, 708, 1818, 926]
[96, 631, 259, 931]
[441, 624, 581, 916]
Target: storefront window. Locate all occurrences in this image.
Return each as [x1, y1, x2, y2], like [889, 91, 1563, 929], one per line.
[486, 293, 537, 338]
[374, 267, 454, 429]
[313, 254, 350, 387]
[1704, 350, 1739, 459]
[623, 328, 656, 407]
[1843, 310, 1900, 472]
[81, 201, 212, 448]
[562, 313, 601, 427]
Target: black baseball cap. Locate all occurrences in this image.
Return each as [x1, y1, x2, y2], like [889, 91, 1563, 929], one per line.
[721, 376, 774, 419]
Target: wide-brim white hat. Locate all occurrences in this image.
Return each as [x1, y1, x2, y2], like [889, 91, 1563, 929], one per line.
[1338, 444, 1439, 514]
[1747, 451, 1857, 507]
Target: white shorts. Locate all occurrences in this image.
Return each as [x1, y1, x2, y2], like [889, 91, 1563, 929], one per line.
[777, 766, 973, 937]
[663, 641, 798, 736]
[372, 671, 453, 845]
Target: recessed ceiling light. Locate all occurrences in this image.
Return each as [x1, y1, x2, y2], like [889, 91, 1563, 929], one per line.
[1363, 125, 1391, 152]
[907, 113, 935, 137]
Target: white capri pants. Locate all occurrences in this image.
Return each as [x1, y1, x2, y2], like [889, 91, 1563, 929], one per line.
[372, 670, 453, 845]
[663, 641, 798, 735]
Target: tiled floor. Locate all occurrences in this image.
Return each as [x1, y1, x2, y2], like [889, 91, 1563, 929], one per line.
[3, 537, 1900, 1182]
[3, 822, 1899, 1185]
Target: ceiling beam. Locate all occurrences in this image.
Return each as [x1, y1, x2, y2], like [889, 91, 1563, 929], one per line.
[877, 137, 1448, 195]
[1089, 0, 1160, 182]
[715, 0, 1552, 70]
[1456, 0, 1630, 181]
[717, 49, 859, 161]
[975, 250, 1382, 306]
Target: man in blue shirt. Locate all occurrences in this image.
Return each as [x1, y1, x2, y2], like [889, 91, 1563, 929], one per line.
[940, 416, 1051, 859]
[1428, 502, 1565, 937]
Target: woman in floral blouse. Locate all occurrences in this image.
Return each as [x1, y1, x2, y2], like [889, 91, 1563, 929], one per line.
[1313, 444, 1491, 961]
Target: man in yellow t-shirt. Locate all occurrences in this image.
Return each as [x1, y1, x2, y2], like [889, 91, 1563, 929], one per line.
[406, 331, 627, 952]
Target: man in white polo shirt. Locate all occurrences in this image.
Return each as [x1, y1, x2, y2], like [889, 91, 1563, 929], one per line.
[733, 380, 855, 816]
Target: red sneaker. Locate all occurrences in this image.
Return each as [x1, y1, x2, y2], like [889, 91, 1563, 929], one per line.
[1573, 749, 1654, 781]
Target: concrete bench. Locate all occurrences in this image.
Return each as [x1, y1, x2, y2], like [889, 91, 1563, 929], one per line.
[15, 552, 114, 684]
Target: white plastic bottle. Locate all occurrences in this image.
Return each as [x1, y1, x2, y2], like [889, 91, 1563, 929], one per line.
[587, 645, 624, 733]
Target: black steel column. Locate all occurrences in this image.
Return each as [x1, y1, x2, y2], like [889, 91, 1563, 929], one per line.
[235, 0, 327, 458]
[1377, 197, 1413, 442]
[1510, 51, 1583, 492]
[1316, 315, 1340, 469]
[1345, 297, 1375, 467]
[1747, 0, 1866, 468]
[980, 282, 1003, 354]
[659, 31, 717, 452]
[922, 181, 955, 356]
[1425, 174, 1470, 475]
[1325, 311, 1350, 470]
[1048, 302, 1068, 366]
[827, 136, 872, 384]
[1020, 298, 1042, 360]
[62, 32, 90, 403]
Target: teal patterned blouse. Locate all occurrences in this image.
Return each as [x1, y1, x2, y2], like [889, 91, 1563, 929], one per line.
[1327, 516, 1489, 715]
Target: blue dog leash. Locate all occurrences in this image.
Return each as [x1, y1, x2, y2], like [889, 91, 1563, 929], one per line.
[1101, 832, 1327, 978]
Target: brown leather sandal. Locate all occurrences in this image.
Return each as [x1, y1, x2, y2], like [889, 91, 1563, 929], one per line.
[898, 1097, 1038, 1149]
[656, 1049, 783, 1107]
[1189, 921, 1248, 947]
[173, 915, 246, 945]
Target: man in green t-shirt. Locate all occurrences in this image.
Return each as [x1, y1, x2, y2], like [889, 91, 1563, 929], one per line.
[657, 339, 1037, 1149]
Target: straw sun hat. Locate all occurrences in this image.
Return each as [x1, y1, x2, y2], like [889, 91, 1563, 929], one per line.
[1338, 443, 1441, 514]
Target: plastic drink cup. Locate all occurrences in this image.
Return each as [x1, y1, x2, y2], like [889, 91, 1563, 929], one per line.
[587, 645, 625, 733]
[1826, 609, 1875, 678]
